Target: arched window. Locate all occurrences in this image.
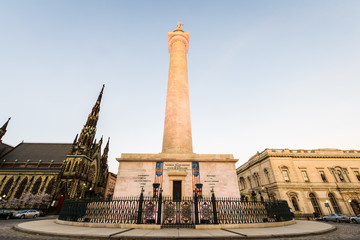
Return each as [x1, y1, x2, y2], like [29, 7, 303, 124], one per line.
[253, 173, 261, 187]
[309, 193, 323, 216]
[88, 165, 96, 182]
[14, 177, 28, 199]
[0, 176, 7, 188]
[40, 176, 48, 192]
[82, 135, 88, 146]
[45, 178, 55, 194]
[336, 170, 346, 182]
[31, 178, 42, 194]
[269, 193, 276, 201]
[291, 197, 300, 211]
[247, 176, 253, 188]
[239, 177, 246, 190]
[73, 162, 78, 172]
[1, 176, 14, 197]
[65, 161, 71, 172]
[264, 168, 271, 183]
[328, 193, 342, 214]
[281, 166, 291, 182]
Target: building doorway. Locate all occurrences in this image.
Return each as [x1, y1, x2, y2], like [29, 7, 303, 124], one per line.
[173, 181, 182, 201]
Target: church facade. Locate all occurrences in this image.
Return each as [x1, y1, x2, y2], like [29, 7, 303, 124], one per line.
[237, 148, 360, 217]
[0, 86, 109, 210]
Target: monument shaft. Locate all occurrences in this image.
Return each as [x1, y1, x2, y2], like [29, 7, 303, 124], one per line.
[162, 29, 193, 154]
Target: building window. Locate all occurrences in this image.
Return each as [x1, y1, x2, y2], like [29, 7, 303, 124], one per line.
[31, 178, 42, 194]
[40, 176, 48, 192]
[253, 173, 261, 187]
[264, 168, 271, 184]
[45, 178, 55, 195]
[291, 197, 300, 211]
[239, 177, 246, 190]
[247, 176, 253, 188]
[269, 193, 276, 201]
[0, 176, 14, 197]
[328, 193, 342, 214]
[73, 162, 79, 172]
[354, 171, 360, 182]
[14, 177, 28, 199]
[337, 170, 346, 182]
[309, 193, 323, 216]
[301, 170, 310, 182]
[319, 170, 328, 182]
[65, 161, 71, 172]
[0, 176, 7, 188]
[281, 167, 290, 182]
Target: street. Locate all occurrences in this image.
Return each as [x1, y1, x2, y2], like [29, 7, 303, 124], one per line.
[0, 218, 359, 239]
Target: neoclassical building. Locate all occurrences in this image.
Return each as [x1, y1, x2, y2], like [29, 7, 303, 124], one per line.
[0, 86, 110, 209]
[237, 148, 360, 217]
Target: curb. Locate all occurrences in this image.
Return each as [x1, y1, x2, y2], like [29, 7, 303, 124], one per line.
[13, 221, 337, 240]
[13, 224, 110, 239]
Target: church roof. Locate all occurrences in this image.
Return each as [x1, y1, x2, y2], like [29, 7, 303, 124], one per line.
[0, 142, 72, 163]
[0, 143, 14, 158]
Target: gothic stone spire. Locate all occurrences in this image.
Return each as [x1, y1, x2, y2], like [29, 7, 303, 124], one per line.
[75, 85, 105, 154]
[102, 137, 110, 161]
[0, 117, 11, 143]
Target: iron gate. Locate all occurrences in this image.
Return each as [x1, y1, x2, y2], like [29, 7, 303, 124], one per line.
[162, 196, 194, 228]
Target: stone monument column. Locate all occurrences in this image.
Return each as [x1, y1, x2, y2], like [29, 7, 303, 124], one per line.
[162, 24, 193, 154]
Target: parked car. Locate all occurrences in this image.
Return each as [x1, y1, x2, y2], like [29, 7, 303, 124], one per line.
[323, 213, 350, 223]
[350, 214, 360, 224]
[13, 210, 40, 219]
[39, 210, 47, 217]
[0, 209, 13, 220]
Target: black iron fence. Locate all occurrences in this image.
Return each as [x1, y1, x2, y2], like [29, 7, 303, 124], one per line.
[59, 192, 292, 227]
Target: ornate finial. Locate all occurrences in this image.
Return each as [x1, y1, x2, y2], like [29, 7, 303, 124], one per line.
[174, 22, 184, 32]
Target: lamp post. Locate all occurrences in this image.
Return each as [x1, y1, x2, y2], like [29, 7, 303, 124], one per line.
[195, 183, 203, 199]
[325, 200, 332, 214]
[153, 183, 160, 198]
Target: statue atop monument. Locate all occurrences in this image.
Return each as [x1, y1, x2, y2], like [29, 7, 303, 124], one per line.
[174, 22, 184, 32]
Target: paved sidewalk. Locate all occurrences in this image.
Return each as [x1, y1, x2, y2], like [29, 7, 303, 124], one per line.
[14, 219, 336, 239]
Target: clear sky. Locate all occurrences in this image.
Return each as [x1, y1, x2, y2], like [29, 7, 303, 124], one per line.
[1, 0, 360, 174]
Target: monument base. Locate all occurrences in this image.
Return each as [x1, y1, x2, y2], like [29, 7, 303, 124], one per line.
[113, 153, 240, 198]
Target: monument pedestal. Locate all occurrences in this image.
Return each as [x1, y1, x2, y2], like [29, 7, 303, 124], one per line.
[114, 153, 240, 198]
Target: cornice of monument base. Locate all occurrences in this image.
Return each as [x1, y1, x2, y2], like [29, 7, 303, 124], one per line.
[116, 152, 238, 163]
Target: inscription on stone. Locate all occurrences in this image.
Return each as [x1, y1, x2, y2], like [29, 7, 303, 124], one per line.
[164, 163, 191, 170]
[204, 174, 219, 186]
[134, 174, 151, 186]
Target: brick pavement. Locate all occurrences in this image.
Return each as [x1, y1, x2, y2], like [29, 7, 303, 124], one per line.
[2, 218, 359, 240]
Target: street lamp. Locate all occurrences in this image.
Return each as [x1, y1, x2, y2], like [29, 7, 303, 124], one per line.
[261, 187, 270, 201]
[325, 200, 332, 214]
[195, 183, 203, 198]
[153, 183, 160, 198]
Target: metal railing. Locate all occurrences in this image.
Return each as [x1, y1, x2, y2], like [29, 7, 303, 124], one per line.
[58, 191, 293, 227]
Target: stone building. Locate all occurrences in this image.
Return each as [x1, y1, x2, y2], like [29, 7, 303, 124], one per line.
[237, 148, 360, 217]
[0, 86, 110, 209]
[104, 172, 117, 199]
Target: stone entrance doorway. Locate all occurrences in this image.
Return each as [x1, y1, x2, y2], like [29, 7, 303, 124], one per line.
[173, 181, 182, 201]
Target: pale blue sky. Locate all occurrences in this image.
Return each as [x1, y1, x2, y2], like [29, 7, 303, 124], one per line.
[1, 1, 360, 173]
